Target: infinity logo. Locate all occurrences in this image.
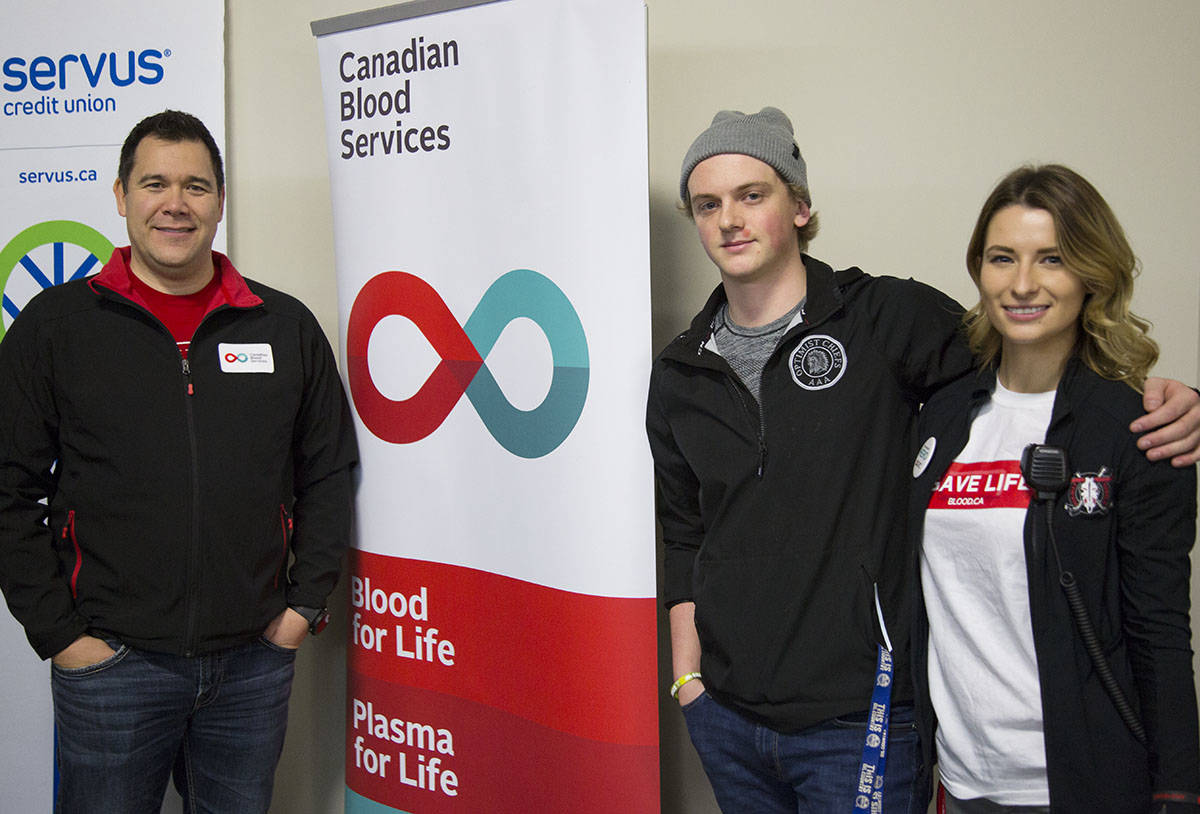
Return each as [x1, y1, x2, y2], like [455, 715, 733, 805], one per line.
[347, 269, 589, 459]
[224, 353, 249, 363]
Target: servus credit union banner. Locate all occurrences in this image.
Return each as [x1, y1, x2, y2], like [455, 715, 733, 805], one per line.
[0, 3, 224, 811]
[312, 0, 657, 811]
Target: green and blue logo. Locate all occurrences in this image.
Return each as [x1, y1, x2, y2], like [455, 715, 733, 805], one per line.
[0, 220, 114, 341]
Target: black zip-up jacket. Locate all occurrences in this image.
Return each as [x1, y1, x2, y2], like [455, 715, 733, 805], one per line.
[910, 361, 1199, 813]
[0, 248, 358, 660]
[646, 255, 973, 732]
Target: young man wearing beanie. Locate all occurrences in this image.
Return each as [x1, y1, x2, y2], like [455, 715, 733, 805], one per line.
[645, 107, 1200, 812]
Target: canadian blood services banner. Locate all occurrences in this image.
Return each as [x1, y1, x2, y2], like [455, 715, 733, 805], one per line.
[0, 3, 225, 811]
[312, 0, 657, 811]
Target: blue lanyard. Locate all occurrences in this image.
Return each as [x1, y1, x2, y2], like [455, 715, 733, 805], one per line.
[853, 585, 894, 812]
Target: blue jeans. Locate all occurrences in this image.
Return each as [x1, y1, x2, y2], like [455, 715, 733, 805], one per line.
[682, 692, 920, 814]
[51, 636, 296, 814]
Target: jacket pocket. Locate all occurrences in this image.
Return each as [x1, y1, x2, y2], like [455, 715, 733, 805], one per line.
[274, 504, 293, 589]
[60, 509, 83, 599]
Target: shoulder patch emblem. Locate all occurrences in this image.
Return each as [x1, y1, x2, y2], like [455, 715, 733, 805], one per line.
[1065, 467, 1113, 516]
[789, 334, 847, 391]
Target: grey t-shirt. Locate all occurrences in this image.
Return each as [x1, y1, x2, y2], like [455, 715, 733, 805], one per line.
[712, 299, 805, 403]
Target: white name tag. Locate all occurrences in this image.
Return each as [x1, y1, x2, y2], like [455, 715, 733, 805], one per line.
[219, 343, 275, 373]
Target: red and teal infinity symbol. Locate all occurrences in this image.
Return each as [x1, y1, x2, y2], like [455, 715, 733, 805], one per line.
[347, 270, 589, 459]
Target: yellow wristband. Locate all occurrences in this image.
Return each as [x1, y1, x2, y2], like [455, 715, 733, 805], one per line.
[670, 671, 702, 699]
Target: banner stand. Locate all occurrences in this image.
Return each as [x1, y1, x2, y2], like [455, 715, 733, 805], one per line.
[313, 1, 658, 811]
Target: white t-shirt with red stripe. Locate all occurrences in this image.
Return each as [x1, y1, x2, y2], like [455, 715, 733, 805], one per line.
[921, 379, 1054, 805]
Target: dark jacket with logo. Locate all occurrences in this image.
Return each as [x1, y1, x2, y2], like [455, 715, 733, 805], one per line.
[0, 248, 358, 660]
[646, 255, 973, 732]
[910, 361, 1199, 812]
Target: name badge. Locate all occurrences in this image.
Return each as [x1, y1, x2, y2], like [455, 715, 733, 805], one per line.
[219, 343, 274, 373]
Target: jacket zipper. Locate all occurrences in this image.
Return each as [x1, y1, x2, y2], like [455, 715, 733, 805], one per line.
[63, 510, 82, 599]
[181, 353, 203, 656]
[178, 306, 263, 655]
[178, 308, 237, 654]
[728, 379, 767, 478]
[672, 297, 828, 481]
[275, 504, 293, 588]
[702, 338, 769, 479]
[91, 285, 260, 656]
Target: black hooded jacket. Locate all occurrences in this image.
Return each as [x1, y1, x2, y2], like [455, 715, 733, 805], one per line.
[647, 255, 972, 732]
[0, 248, 358, 660]
[910, 360, 1199, 812]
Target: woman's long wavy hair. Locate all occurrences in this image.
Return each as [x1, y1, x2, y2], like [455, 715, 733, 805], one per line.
[964, 164, 1157, 390]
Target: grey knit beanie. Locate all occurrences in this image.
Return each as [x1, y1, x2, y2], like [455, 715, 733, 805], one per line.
[679, 107, 809, 204]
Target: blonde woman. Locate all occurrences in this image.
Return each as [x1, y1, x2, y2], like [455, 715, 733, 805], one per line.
[910, 165, 1199, 813]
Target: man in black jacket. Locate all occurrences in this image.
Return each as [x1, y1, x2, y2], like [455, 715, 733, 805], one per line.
[647, 107, 1200, 813]
[0, 110, 358, 813]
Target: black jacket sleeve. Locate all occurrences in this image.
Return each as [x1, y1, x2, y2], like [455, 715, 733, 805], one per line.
[860, 276, 974, 403]
[0, 300, 89, 659]
[283, 309, 359, 610]
[645, 361, 704, 607]
[1116, 445, 1199, 797]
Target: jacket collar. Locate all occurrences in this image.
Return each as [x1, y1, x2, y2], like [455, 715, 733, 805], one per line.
[967, 356, 1094, 428]
[801, 255, 857, 327]
[674, 253, 857, 356]
[90, 247, 263, 310]
[1047, 356, 1096, 431]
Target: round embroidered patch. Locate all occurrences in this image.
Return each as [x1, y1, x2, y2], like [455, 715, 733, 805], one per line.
[789, 334, 847, 391]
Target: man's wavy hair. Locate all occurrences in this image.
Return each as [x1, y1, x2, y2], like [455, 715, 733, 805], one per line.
[964, 163, 1157, 390]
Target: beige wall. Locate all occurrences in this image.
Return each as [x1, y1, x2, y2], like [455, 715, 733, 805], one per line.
[222, 1, 1200, 811]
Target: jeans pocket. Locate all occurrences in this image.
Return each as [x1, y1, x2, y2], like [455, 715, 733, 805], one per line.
[888, 703, 917, 732]
[830, 711, 869, 729]
[831, 703, 917, 739]
[257, 635, 299, 656]
[680, 689, 710, 714]
[51, 642, 130, 677]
